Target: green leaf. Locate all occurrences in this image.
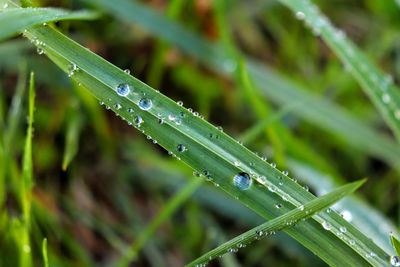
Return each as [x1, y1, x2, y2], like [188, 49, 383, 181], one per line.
[20, 19, 389, 267]
[277, 0, 400, 141]
[391, 234, 400, 256]
[0, 4, 97, 41]
[82, 0, 400, 173]
[62, 97, 83, 171]
[187, 179, 365, 267]
[42, 238, 48, 267]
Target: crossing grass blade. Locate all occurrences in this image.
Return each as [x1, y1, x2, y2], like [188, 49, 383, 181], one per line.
[0, 5, 97, 41]
[187, 179, 365, 267]
[20, 21, 390, 266]
[276, 0, 400, 141]
[82, 0, 400, 174]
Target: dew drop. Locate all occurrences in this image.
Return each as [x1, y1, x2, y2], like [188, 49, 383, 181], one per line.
[116, 83, 130, 96]
[138, 98, 152, 110]
[233, 172, 252, 190]
[177, 100, 183, 106]
[256, 230, 264, 237]
[322, 221, 331, 230]
[168, 114, 176, 121]
[271, 162, 277, 168]
[295, 11, 305, 20]
[382, 93, 391, 104]
[177, 144, 186, 153]
[390, 255, 400, 266]
[124, 69, 131, 74]
[258, 175, 267, 184]
[127, 108, 134, 113]
[134, 115, 143, 126]
[68, 63, 78, 77]
[37, 47, 44, 55]
[282, 170, 289, 176]
[114, 103, 122, 110]
[158, 118, 164, 124]
[275, 203, 282, 209]
[340, 226, 347, 233]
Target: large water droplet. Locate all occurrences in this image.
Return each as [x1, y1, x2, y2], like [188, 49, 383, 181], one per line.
[117, 83, 130, 96]
[139, 98, 152, 110]
[233, 172, 252, 190]
[390, 255, 400, 266]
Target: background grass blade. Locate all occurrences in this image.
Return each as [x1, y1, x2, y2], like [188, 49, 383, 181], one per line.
[0, 6, 97, 41]
[42, 238, 48, 267]
[82, 0, 400, 173]
[62, 97, 83, 171]
[117, 178, 203, 267]
[277, 0, 400, 141]
[21, 22, 389, 266]
[188, 179, 365, 267]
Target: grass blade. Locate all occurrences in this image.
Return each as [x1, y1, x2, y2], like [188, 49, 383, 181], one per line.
[277, 0, 400, 141]
[391, 234, 400, 256]
[0, 5, 97, 41]
[42, 238, 48, 267]
[20, 20, 389, 267]
[62, 98, 83, 171]
[187, 179, 365, 267]
[117, 178, 203, 267]
[83, 0, 400, 173]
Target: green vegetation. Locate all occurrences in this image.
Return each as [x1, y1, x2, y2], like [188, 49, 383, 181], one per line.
[0, 0, 399, 266]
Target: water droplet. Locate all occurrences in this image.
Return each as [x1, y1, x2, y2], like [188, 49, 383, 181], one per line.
[158, 118, 164, 124]
[382, 93, 391, 104]
[271, 162, 276, 168]
[124, 69, 130, 74]
[256, 230, 264, 237]
[177, 144, 186, 152]
[134, 115, 143, 126]
[295, 11, 305, 20]
[234, 160, 241, 167]
[268, 185, 276, 193]
[340, 226, 347, 233]
[349, 240, 355, 246]
[3, 3, 9, 8]
[116, 83, 130, 96]
[139, 98, 152, 110]
[177, 100, 183, 106]
[258, 176, 267, 184]
[322, 221, 331, 230]
[127, 108, 134, 113]
[282, 170, 289, 176]
[68, 63, 78, 77]
[193, 171, 201, 177]
[37, 47, 44, 55]
[299, 205, 304, 211]
[168, 114, 176, 121]
[217, 126, 223, 131]
[390, 256, 400, 266]
[275, 203, 282, 209]
[114, 103, 122, 110]
[341, 210, 352, 222]
[278, 177, 283, 185]
[233, 172, 252, 190]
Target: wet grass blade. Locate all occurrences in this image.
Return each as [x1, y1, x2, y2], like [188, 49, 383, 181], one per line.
[117, 178, 203, 267]
[0, 5, 97, 41]
[42, 238, 48, 267]
[277, 0, 400, 141]
[21, 24, 390, 266]
[187, 179, 365, 267]
[82, 0, 400, 173]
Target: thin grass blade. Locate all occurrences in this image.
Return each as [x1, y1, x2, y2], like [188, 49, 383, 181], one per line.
[0, 5, 97, 41]
[187, 179, 365, 267]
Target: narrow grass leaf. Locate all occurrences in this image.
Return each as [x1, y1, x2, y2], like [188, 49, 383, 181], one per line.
[277, 0, 400, 141]
[21, 22, 389, 266]
[187, 179, 365, 267]
[0, 5, 97, 41]
[117, 178, 203, 267]
[391, 234, 400, 256]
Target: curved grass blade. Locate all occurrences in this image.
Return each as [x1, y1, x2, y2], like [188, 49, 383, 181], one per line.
[187, 179, 365, 267]
[82, 0, 400, 173]
[62, 98, 83, 171]
[277, 0, 400, 141]
[0, 6, 97, 42]
[117, 178, 203, 267]
[22, 24, 389, 266]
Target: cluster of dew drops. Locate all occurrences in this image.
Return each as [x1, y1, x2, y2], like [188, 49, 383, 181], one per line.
[293, 1, 400, 121]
